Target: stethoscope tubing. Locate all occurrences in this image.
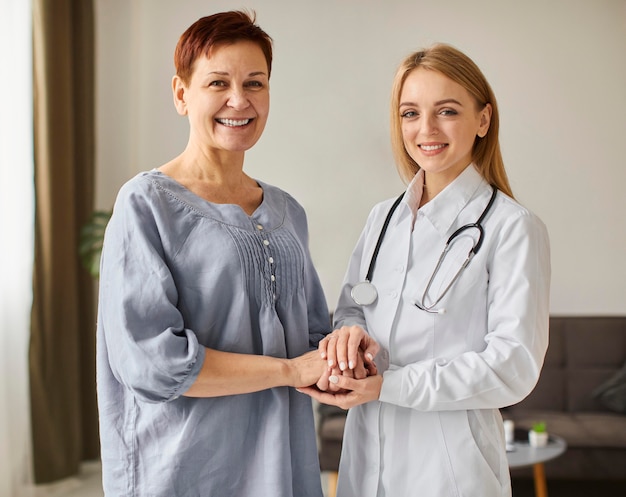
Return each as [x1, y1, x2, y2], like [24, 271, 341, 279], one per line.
[445, 184, 497, 255]
[363, 192, 405, 283]
[353, 185, 498, 310]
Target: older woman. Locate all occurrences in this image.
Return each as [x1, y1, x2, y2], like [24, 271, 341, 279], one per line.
[97, 11, 331, 497]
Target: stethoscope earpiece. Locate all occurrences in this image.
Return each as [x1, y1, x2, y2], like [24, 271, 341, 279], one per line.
[411, 300, 447, 315]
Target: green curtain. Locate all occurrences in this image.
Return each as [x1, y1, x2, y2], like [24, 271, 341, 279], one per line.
[29, 0, 99, 484]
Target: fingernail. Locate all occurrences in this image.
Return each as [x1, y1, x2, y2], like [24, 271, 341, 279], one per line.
[349, 361, 354, 369]
[329, 375, 339, 384]
[328, 360, 334, 367]
[366, 353, 374, 361]
[321, 352, 327, 359]
[339, 362, 346, 371]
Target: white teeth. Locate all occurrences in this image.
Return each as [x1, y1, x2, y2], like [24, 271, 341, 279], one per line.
[420, 144, 446, 151]
[217, 118, 250, 127]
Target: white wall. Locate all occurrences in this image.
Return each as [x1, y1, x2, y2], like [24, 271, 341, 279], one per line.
[95, 0, 626, 315]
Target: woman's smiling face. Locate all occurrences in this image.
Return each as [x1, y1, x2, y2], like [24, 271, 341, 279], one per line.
[399, 67, 491, 183]
[173, 40, 270, 155]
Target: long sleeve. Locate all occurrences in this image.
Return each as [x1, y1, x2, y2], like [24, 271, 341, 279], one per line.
[333, 166, 551, 412]
[99, 182, 204, 403]
[379, 207, 551, 410]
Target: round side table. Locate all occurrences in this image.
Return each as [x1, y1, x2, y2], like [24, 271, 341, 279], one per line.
[507, 435, 567, 497]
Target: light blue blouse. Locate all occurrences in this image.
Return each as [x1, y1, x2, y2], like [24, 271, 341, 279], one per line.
[97, 170, 329, 497]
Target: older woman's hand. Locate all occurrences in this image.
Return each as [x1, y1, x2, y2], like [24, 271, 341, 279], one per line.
[287, 350, 331, 389]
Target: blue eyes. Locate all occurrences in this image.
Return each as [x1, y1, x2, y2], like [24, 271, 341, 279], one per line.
[400, 109, 458, 119]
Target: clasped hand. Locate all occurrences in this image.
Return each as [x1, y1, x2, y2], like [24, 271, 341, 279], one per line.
[298, 326, 384, 410]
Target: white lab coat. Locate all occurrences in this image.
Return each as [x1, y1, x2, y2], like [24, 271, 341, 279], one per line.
[333, 165, 551, 497]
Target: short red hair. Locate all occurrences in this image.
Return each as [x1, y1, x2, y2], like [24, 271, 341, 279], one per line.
[174, 10, 273, 85]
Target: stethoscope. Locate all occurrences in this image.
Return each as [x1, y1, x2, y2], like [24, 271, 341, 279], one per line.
[350, 186, 498, 313]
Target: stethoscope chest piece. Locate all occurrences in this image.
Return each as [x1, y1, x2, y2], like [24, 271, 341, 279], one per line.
[351, 281, 378, 306]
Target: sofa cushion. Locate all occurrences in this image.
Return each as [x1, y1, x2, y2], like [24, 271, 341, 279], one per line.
[514, 317, 626, 413]
[568, 369, 620, 412]
[566, 319, 626, 368]
[319, 414, 347, 442]
[593, 363, 626, 414]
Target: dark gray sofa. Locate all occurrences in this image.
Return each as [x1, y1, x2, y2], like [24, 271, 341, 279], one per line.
[317, 316, 626, 482]
[504, 316, 626, 480]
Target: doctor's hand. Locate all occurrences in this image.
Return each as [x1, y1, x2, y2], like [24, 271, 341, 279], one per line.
[299, 373, 383, 410]
[315, 348, 376, 392]
[319, 325, 380, 376]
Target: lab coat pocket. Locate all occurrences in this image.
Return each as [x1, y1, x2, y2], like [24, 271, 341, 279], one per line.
[466, 409, 505, 482]
[439, 410, 505, 495]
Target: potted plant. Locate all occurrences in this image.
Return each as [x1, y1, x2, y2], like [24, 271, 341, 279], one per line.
[528, 421, 549, 447]
[79, 209, 112, 278]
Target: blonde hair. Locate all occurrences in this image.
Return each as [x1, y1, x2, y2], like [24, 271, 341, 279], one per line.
[390, 43, 513, 197]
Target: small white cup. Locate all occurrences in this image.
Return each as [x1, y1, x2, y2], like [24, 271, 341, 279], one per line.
[503, 419, 515, 445]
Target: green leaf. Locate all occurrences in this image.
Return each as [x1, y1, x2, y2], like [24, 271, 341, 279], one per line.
[79, 209, 112, 278]
[531, 421, 547, 433]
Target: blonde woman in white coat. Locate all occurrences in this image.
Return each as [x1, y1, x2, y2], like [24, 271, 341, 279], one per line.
[299, 44, 551, 497]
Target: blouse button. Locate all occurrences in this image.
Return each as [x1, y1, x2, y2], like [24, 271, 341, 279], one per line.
[271, 275, 276, 282]
[256, 224, 264, 230]
[263, 240, 270, 246]
[269, 257, 274, 264]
